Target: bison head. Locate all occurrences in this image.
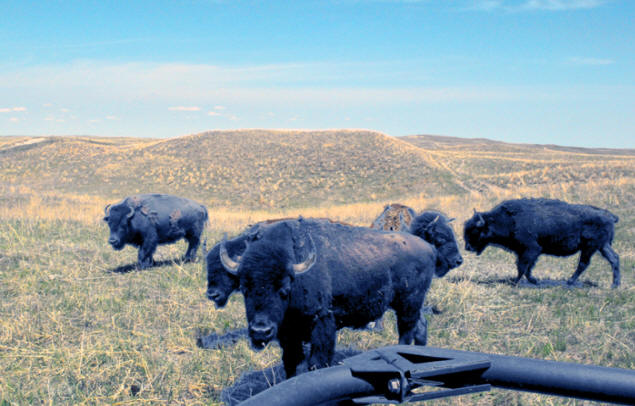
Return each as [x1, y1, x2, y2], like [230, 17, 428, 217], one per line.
[409, 211, 463, 277]
[463, 210, 490, 255]
[103, 202, 135, 250]
[219, 234, 316, 351]
[205, 237, 243, 308]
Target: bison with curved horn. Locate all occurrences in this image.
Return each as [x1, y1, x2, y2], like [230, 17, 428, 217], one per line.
[219, 217, 461, 378]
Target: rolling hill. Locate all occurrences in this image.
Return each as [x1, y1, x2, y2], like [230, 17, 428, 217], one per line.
[0, 130, 464, 209]
[1, 130, 634, 211]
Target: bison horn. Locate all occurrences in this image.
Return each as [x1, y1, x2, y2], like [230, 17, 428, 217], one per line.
[126, 205, 135, 219]
[219, 233, 240, 276]
[291, 234, 317, 275]
[430, 215, 440, 225]
[475, 211, 485, 227]
[104, 204, 112, 217]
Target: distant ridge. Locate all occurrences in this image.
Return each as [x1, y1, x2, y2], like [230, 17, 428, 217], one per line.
[402, 134, 635, 156]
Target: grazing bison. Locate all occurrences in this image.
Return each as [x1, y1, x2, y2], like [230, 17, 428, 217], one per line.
[464, 198, 620, 288]
[371, 203, 416, 231]
[104, 194, 208, 269]
[219, 217, 461, 378]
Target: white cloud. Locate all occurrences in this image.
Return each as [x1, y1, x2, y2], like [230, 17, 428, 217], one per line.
[9, 117, 20, 122]
[519, 0, 606, 10]
[106, 115, 119, 120]
[0, 61, 537, 107]
[462, 0, 606, 11]
[0, 107, 27, 113]
[207, 111, 221, 116]
[168, 106, 201, 111]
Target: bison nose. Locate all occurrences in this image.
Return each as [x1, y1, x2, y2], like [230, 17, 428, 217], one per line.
[207, 289, 222, 301]
[456, 257, 463, 267]
[108, 237, 118, 245]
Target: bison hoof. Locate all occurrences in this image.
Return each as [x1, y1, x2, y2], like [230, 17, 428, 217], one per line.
[527, 277, 538, 285]
[138, 261, 154, 269]
[566, 278, 576, 286]
[611, 282, 620, 289]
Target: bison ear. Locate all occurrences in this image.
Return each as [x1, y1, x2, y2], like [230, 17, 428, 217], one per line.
[474, 210, 486, 228]
[448, 217, 455, 223]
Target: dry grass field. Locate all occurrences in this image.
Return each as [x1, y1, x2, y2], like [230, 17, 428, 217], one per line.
[0, 130, 633, 405]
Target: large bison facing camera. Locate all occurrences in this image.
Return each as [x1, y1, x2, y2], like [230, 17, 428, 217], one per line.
[464, 198, 620, 288]
[219, 217, 460, 378]
[103, 194, 208, 269]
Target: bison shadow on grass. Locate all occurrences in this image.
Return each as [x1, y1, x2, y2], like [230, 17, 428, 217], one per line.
[447, 275, 598, 289]
[106, 258, 190, 274]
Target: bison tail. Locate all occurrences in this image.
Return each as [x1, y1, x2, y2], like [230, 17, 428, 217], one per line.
[202, 206, 210, 225]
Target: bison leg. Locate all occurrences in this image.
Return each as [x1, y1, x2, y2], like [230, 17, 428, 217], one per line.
[413, 308, 428, 346]
[183, 233, 200, 262]
[599, 245, 620, 288]
[307, 314, 336, 371]
[279, 334, 305, 379]
[138, 235, 158, 269]
[395, 308, 420, 345]
[567, 249, 594, 286]
[515, 249, 540, 285]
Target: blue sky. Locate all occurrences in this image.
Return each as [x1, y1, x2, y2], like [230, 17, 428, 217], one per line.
[1, 0, 633, 148]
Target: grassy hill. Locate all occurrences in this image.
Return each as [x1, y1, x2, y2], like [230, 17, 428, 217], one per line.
[401, 134, 635, 202]
[0, 130, 462, 209]
[0, 130, 634, 405]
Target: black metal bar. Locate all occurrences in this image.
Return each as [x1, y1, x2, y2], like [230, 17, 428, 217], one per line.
[238, 365, 376, 406]
[237, 346, 635, 406]
[401, 346, 635, 404]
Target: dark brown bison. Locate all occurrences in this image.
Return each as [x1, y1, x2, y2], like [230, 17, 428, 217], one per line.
[464, 198, 620, 287]
[104, 194, 208, 269]
[219, 217, 461, 378]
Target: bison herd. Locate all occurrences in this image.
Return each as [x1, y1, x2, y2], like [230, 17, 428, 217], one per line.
[104, 194, 621, 379]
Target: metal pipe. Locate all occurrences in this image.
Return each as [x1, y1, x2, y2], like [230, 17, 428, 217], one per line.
[236, 346, 635, 405]
[238, 365, 376, 406]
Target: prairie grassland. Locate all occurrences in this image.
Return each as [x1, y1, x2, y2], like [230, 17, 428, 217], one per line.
[0, 133, 634, 405]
